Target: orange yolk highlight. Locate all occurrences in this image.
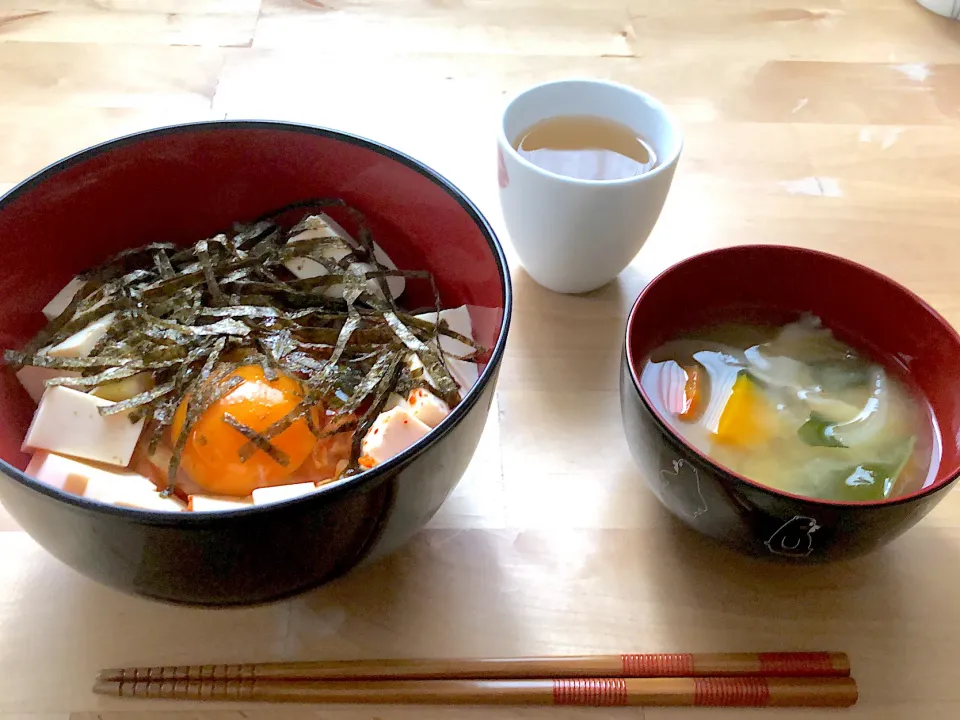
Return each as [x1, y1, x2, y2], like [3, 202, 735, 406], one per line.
[171, 365, 318, 497]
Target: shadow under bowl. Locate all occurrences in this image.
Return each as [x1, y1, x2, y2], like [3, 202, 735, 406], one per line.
[620, 244, 960, 562]
[0, 120, 512, 605]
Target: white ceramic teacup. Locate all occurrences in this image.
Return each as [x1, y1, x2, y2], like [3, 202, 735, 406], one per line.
[915, 0, 959, 19]
[497, 78, 683, 294]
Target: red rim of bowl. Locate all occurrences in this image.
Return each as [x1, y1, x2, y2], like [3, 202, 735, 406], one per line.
[625, 243, 960, 509]
[0, 119, 513, 524]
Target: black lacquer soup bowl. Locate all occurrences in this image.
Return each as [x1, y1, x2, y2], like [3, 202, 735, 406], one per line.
[620, 245, 960, 562]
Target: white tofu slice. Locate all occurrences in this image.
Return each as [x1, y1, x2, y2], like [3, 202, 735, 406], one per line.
[320, 213, 406, 299]
[25, 451, 184, 511]
[382, 384, 450, 428]
[284, 248, 366, 300]
[46, 312, 115, 358]
[188, 494, 254, 512]
[26, 451, 90, 494]
[407, 353, 427, 376]
[360, 407, 432, 466]
[286, 257, 388, 302]
[403, 388, 451, 428]
[370, 243, 404, 299]
[114, 493, 187, 512]
[252, 481, 321, 506]
[284, 221, 353, 289]
[289, 214, 346, 245]
[42, 277, 86, 321]
[414, 306, 480, 391]
[22, 386, 145, 467]
[383, 392, 406, 412]
[15, 365, 81, 403]
[283, 214, 405, 299]
[416, 305, 474, 353]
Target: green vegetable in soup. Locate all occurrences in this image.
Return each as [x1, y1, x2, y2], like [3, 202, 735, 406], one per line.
[826, 463, 899, 502]
[809, 436, 916, 502]
[797, 412, 848, 448]
[794, 367, 888, 449]
[827, 368, 888, 448]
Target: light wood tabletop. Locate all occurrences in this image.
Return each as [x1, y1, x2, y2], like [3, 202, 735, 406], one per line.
[2, 0, 960, 718]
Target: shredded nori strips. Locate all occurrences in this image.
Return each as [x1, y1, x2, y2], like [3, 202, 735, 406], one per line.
[5, 199, 486, 492]
[347, 351, 406, 474]
[222, 412, 290, 467]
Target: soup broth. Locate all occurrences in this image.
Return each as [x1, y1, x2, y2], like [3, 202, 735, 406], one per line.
[640, 314, 939, 502]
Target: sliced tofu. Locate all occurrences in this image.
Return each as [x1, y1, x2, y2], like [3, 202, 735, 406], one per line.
[414, 306, 480, 392]
[360, 407, 432, 466]
[42, 277, 86, 321]
[284, 218, 353, 289]
[25, 451, 184, 511]
[383, 392, 406, 412]
[284, 244, 365, 300]
[285, 254, 342, 283]
[318, 213, 406, 299]
[188, 494, 254, 512]
[370, 243, 404, 298]
[252, 481, 322, 506]
[403, 388, 450, 428]
[283, 214, 404, 299]
[416, 305, 474, 353]
[15, 365, 81, 403]
[26, 451, 90, 494]
[380, 386, 450, 428]
[289, 259, 381, 301]
[23, 385, 145, 467]
[46, 312, 115, 358]
[114, 493, 187, 512]
[289, 214, 347, 245]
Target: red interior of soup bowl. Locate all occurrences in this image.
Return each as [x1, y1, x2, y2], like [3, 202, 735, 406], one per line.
[625, 244, 960, 506]
[0, 121, 509, 476]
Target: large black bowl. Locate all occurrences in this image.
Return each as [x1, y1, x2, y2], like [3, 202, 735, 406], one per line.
[620, 245, 960, 562]
[0, 121, 511, 605]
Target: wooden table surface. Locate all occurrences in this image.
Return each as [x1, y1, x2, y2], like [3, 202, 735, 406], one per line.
[2, 0, 960, 718]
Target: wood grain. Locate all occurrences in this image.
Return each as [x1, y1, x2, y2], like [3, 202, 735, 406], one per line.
[0, 1, 260, 46]
[2, 0, 960, 718]
[0, 43, 224, 108]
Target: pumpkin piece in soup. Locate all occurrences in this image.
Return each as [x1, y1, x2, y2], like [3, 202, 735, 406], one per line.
[715, 372, 776, 447]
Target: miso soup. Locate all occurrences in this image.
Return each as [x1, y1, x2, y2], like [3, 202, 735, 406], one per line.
[640, 314, 939, 502]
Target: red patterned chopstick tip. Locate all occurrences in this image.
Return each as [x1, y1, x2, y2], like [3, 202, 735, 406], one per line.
[758, 652, 836, 677]
[553, 678, 629, 706]
[621, 653, 694, 677]
[694, 678, 771, 707]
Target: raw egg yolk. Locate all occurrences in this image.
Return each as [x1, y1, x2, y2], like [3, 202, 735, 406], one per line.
[171, 365, 318, 497]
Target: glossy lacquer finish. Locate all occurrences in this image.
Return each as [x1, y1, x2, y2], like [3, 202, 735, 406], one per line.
[0, 121, 511, 605]
[620, 245, 960, 562]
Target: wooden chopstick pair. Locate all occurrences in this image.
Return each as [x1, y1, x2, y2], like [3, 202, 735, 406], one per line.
[94, 652, 858, 708]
